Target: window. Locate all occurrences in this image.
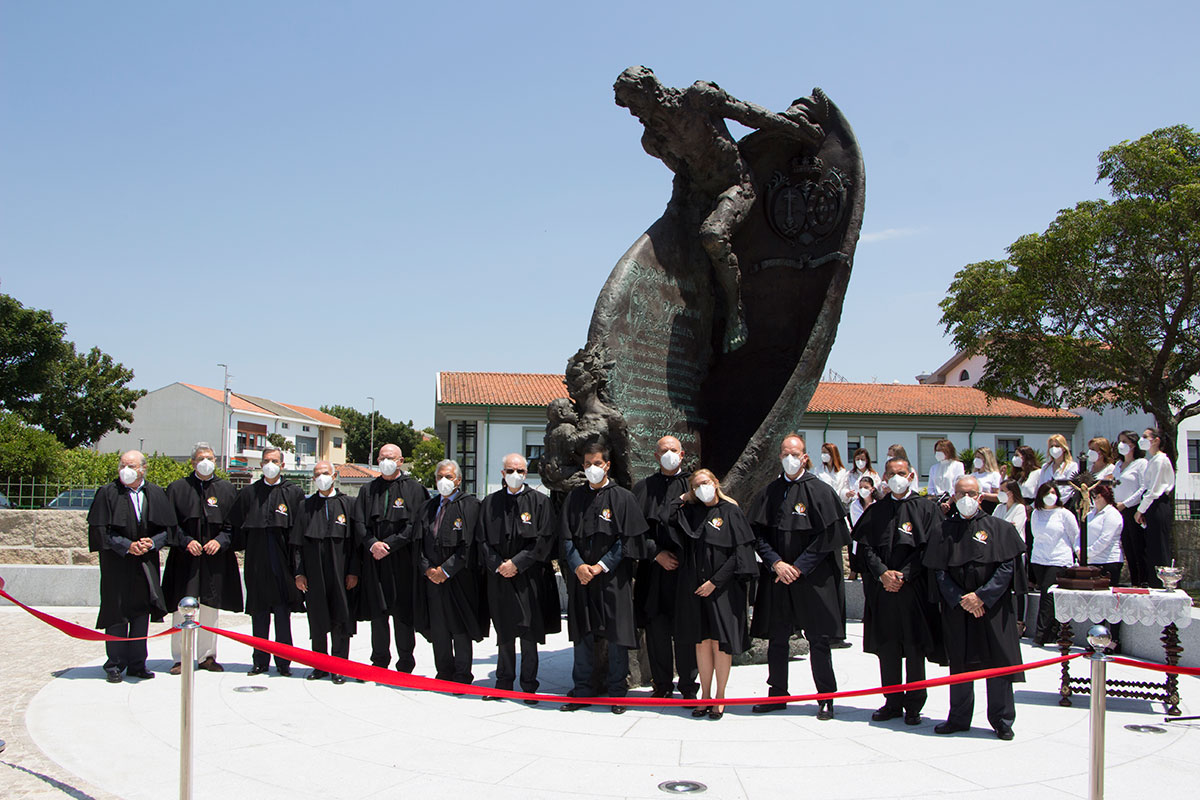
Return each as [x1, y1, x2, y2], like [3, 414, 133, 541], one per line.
[959, 369, 970, 382]
[1188, 438, 1200, 474]
[455, 422, 478, 494]
[281, 423, 289, 430]
[917, 435, 945, 479]
[996, 437, 1022, 464]
[295, 436, 317, 457]
[524, 428, 544, 475]
[302, 425, 311, 432]
[333, 437, 343, 448]
[845, 433, 877, 463]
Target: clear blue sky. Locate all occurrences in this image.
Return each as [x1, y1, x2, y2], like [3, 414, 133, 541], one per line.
[3, 1, 1197, 429]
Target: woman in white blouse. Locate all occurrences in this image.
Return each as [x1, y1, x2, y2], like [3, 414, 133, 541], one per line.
[1135, 427, 1177, 588]
[1029, 482, 1080, 646]
[1085, 485, 1124, 584]
[971, 446, 1002, 513]
[816, 442, 849, 501]
[1111, 430, 1148, 585]
[1011, 445, 1043, 502]
[849, 475, 877, 528]
[993, 478, 1030, 633]
[927, 438, 964, 504]
[1037, 434, 1080, 510]
[1085, 437, 1116, 481]
[843, 448, 880, 506]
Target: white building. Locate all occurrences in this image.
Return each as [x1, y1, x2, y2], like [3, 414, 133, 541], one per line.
[97, 382, 347, 471]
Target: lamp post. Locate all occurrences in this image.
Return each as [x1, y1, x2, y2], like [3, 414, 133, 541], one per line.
[368, 396, 376, 467]
[217, 364, 231, 471]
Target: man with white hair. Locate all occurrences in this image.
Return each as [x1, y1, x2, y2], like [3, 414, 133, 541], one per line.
[87, 450, 176, 682]
[163, 442, 243, 674]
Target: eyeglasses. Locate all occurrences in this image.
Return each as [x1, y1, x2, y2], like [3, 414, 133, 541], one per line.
[503, 468, 527, 475]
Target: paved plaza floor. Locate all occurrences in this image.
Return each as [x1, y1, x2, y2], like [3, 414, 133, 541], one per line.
[2, 606, 1198, 799]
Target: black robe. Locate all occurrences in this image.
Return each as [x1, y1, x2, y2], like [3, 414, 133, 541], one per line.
[354, 475, 429, 623]
[852, 493, 946, 663]
[476, 486, 562, 643]
[923, 512, 1028, 676]
[665, 497, 757, 655]
[560, 482, 650, 649]
[162, 474, 244, 612]
[88, 480, 176, 629]
[632, 469, 692, 626]
[748, 471, 850, 640]
[293, 491, 362, 638]
[229, 478, 306, 615]
[414, 492, 488, 641]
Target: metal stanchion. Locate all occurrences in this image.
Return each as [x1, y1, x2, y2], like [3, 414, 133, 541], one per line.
[178, 596, 199, 800]
[1087, 624, 1112, 800]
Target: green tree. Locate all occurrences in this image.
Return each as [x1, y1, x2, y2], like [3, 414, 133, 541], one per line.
[0, 411, 64, 481]
[266, 432, 295, 452]
[0, 294, 68, 410]
[940, 125, 1200, 447]
[320, 404, 425, 463]
[408, 437, 445, 486]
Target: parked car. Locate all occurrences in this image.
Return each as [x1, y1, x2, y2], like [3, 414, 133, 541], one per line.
[46, 488, 96, 509]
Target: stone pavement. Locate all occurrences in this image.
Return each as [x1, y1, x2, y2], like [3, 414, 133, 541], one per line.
[2, 605, 1199, 800]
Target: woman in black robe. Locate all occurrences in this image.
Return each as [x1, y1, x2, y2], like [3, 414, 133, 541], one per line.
[664, 469, 757, 719]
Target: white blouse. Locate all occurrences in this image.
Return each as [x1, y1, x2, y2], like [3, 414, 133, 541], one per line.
[844, 469, 880, 503]
[971, 470, 1001, 494]
[816, 466, 849, 501]
[1030, 507, 1080, 567]
[1090, 462, 1115, 481]
[849, 497, 871, 527]
[1111, 458, 1147, 508]
[927, 459, 964, 497]
[1037, 460, 1080, 503]
[1138, 451, 1176, 514]
[1085, 504, 1124, 565]
[992, 501, 1028, 532]
[1020, 471, 1041, 500]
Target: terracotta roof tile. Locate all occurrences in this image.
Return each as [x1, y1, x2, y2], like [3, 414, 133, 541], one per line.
[280, 403, 342, 427]
[807, 382, 1079, 419]
[336, 463, 381, 479]
[439, 372, 567, 407]
[182, 384, 273, 414]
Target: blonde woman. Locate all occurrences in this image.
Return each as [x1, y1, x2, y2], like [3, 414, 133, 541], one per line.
[1085, 437, 1116, 481]
[970, 447, 1002, 512]
[665, 469, 757, 720]
[1036, 434, 1080, 509]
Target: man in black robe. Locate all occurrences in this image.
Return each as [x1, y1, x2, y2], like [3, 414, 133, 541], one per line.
[415, 458, 487, 685]
[923, 475, 1027, 740]
[853, 456, 945, 725]
[294, 461, 362, 683]
[749, 434, 850, 719]
[230, 446, 305, 676]
[355, 443, 429, 673]
[163, 443, 243, 674]
[633, 435, 699, 701]
[559, 443, 649, 714]
[477, 453, 561, 701]
[87, 450, 176, 682]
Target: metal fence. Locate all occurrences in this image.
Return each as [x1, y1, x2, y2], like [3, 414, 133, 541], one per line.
[0, 474, 323, 510]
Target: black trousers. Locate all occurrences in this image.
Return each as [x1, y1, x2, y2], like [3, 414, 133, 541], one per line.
[370, 613, 416, 672]
[104, 615, 149, 673]
[571, 633, 629, 697]
[1030, 564, 1065, 643]
[877, 645, 927, 713]
[496, 636, 539, 692]
[1143, 496, 1173, 588]
[948, 674, 1015, 730]
[767, 634, 836, 698]
[645, 613, 699, 696]
[251, 603, 293, 669]
[311, 629, 350, 672]
[431, 631, 473, 684]
[1120, 506, 1149, 586]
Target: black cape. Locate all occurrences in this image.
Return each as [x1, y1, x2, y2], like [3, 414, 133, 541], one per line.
[230, 478, 306, 615]
[748, 472, 850, 640]
[852, 494, 946, 663]
[354, 475, 429, 623]
[923, 512, 1028, 675]
[665, 497, 757, 655]
[162, 474, 244, 612]
[414, 492, 488, 641]
[476, 486, 562, 643]
[87, 479, 176, 629]
[293, 491, 362, 638]
[560, 482, 649, 649]
[632, 469, 692, 625]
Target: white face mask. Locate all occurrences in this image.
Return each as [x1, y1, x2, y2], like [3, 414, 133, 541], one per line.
[1138, 437, 1152, 451]
[1117, 441, 1132, 456]
[1049, 446, 1064, 459]
[314, 473, 334, 492]
[858, 486, 873, 499]
[378, 458, 398, 477]
[1042, 493, 1058, 508]
[504, 470, 525, 491]
[973, 457, 984, 470]
[781, 454, 803, 475]
[195, 458, 216, 478]
[934, 450, 947, 463]
[855, 459, 866, 471]
[956, 496, 980, 518]
[436, 476, 457, 497]
[694, 483, 716, 504]
[1011, 454, 1024, 468]
[262, 461, 281, 480]
[119, 465, 140, 486]
[997, 491, 1009, 505]
[1087, 450, 1100, 464]
[659, 450, 682, 472]
[887, 474, 911, 495]
[820, 452, 831, 464]
[584, 464, 607, 485]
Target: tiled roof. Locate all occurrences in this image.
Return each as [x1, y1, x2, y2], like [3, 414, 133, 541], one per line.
[280, 403, 342, 427]
[336, 463, 381, 479]
[179, 384, 342, 427]
[438, 372, 567, 407]
[807, 382, 1079, 419]
[181, 384, 272, 414]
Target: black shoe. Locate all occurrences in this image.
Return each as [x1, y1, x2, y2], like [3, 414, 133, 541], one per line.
[935, 721, 970, 735]
[816, 702, 834, 721]
[105, 669, 123, 683]
[995, 724, 1015, 741]
[197, 656, 225, 672]
[829, 639, 853, 650]
[482, 694, 501, 702]
[871, 706, 904, 722]
[1031, 638, 1045, 647]
[248, 665, 268, 676]
[651, 688, 672, 699]
[708, 708, 725, 720]
[307, 670, 330, 681]
[680, 693, 699, 709]
[523, 699, 540, 706]
[905, 711, 922, 726]
[277, 666, 293, 677]
[691, 706, 711, 718]
[331, 674, 346, 685]
[752, 702, 787, 714]
[127, 669, 155, 680]
[611, 705, 626, 715]
[559, 702, 586, 712]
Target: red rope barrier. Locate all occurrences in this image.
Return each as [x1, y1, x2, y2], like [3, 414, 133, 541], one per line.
[1110, 656, 1200, 677]
[0, 585, 176, 643]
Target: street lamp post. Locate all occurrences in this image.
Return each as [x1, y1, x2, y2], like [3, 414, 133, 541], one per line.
[368, 396, 376, 466]
[217, 363, 231, 471]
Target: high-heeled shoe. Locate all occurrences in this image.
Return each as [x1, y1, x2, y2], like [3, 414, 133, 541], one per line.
[690, 705, 711, 718]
